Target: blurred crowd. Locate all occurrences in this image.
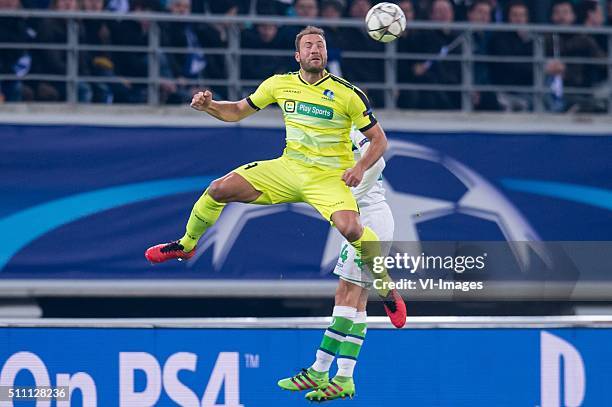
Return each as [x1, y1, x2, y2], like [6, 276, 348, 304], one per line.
[0, 0, 610, 112]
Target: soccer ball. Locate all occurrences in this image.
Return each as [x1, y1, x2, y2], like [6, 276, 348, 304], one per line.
[365, 2, 407, 43]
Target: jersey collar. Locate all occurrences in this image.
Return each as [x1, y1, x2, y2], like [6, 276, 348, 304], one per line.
[298, 70, 331, 87]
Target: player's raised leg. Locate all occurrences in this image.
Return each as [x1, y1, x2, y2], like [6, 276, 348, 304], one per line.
[179, 172, 263, 251]
[145, 172, 261, 263]
[146, 157, 301, 263]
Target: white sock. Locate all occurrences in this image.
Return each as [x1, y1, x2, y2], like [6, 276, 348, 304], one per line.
[311, 306, 357, 372]
[312, 349, 335, 373]
[336, 358, 357, 378]
[330, 305, 358, 319]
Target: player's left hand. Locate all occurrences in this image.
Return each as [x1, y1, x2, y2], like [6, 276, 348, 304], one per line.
[342, 165, 365, 187]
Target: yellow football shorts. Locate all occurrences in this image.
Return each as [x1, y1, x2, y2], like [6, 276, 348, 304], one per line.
[233, 156, 358, 221]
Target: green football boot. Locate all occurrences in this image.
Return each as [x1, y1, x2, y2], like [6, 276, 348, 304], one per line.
[305, 376, 355, 402]
[277, 368, 329, 392]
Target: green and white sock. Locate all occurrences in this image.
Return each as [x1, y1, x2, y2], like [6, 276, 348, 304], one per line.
[336, 311, 367, 378]
[311, 306, 356, 373]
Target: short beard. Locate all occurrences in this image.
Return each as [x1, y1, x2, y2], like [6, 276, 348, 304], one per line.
[300, 60, 326, 74]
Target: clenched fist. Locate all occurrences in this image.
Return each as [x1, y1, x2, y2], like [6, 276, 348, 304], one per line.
[342, 165, 365, 187]
[191, 90, 212, 111]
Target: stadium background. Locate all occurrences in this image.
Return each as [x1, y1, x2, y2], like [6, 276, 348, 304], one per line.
[1, 0, 612, 405]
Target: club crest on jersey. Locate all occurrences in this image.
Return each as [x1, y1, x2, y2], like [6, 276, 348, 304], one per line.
[323, 89, 334, 100]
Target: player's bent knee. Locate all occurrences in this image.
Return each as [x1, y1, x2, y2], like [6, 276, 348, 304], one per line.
[342, 224, 364, 242]
[332, 212, 363, 242]
[207, 179, 229, 202]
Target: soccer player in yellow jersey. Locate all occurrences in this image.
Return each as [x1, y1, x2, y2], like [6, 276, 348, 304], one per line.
[145, 25, 406, 396]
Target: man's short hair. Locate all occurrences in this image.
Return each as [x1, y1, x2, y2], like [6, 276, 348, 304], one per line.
[551, 0, 574, 12]
[295, 26, 326, 51]
[468, 0, 491, 13]
[429, 0, 452, 15]
[321, 0, 345, 14]
[505, 0, 528, 20]
[506, 0, 527, 12]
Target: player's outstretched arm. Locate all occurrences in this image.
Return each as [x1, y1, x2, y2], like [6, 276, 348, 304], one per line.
[350, 131, 386, 200]
[190, 90, 257, 122]
[342, 123, 388, 187]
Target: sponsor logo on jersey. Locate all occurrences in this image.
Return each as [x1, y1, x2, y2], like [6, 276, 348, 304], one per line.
[284, 100, 296, 113]
[295, 102, 333, 120]
[323, 89, 334, 100]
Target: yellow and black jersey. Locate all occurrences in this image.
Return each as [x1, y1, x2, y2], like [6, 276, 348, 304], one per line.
[247, 70, 377, 170]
